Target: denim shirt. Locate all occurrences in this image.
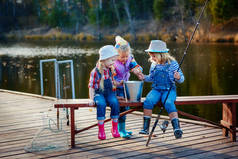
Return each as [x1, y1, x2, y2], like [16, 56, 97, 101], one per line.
[144, 60, 184, 90]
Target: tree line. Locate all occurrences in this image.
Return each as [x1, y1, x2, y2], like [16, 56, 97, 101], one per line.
[0, 0, 237, 33]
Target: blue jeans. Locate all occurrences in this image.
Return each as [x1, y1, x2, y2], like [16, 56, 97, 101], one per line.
[94, 92, 120, 120]
[116, 88, 129, 123]
[143, 88, 177, 114]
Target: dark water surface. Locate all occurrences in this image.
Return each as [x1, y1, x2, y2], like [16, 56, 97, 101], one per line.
[0, 41, 238, 124]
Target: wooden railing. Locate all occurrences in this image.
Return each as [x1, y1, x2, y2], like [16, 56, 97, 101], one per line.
[54, 95, 238, 148]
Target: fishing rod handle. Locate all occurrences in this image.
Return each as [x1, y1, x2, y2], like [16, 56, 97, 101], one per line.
[146, 118, 158, 146]
[146, 107, 163, 146]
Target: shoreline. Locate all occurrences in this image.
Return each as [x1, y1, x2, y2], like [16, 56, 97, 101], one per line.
[2, 31, 238, 44]
[1, 18, 238, 44]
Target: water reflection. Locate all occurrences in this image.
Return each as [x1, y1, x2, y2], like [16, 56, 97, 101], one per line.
[0, 42, 238, 124]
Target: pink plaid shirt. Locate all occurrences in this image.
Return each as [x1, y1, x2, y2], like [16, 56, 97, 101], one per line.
[88, 67, 112, 90]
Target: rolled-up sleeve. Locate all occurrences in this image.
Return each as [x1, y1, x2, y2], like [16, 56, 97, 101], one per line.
[144, 63, 156, 82]
[88, 69, 98, 89]
[129, 57, 143, 72]
[169, 61, 184, 84]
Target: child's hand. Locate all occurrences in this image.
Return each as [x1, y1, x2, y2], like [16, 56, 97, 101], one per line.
[132, 67, 144, 80]
[113, 80, 123, 86]
[119, 80, 124, 86]
[88, 99, 95, 106]
[117, 96, 127, 103]
[174, 71, 180, 80]
[137, 72, 145, 80]
[117, 96, 125, 101]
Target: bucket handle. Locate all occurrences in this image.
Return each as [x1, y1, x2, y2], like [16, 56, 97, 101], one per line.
[123, 81, 128, 102]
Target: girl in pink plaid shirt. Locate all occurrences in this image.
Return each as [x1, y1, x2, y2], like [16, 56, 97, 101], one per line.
[88, 45, 120, 140]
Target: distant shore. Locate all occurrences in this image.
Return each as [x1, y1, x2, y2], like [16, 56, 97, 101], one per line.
[2, 18, 238, 43]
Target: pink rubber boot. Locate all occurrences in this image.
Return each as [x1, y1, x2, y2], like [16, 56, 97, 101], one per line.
[111, 121, 120, 138]
[98, 123, 106, 140]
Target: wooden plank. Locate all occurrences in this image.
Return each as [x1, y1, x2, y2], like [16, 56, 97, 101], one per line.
[101, 136, 227, 159]
[33, 126, 220, 158]
[176, 144, 238, 159]
[0, 118, 197, 151]
[0, 120, 206, 158]
[54, 130, 224, 159]
[0, 89, 55, 101]
[54, 95, 238, 108]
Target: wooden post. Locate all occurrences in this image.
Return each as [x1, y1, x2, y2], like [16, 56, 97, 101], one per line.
[70, 107, 76, 147]
[230, 103, 237, 142]
[220, 102, 236, 142]
[57, 108, 59, 129]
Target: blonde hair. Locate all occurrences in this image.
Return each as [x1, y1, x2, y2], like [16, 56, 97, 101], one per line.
[98, 61, 105, 90]
[97, 60, 116, 91]
[115, 36, 131, 54]
[149, 52, 175, 64]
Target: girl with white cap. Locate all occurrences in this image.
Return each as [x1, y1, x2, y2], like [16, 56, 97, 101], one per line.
[113, 36, 143, 138]
[88, 45, 120, 140]
[139, 40, 184, 139]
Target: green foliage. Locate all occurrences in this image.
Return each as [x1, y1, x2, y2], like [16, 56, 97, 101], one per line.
[183, 0, 199, 17]
[153, 0, 175, 20]
[88, 0, 117, 26]
[128, 0, 153, 19]
[209, 0, 238, 24]
[40, 1, 70, 27]
[88, 8, 97, 25]
[69, 0, 89, 25]
[38, 0, 89, 28]
[1, 0, 238, 31]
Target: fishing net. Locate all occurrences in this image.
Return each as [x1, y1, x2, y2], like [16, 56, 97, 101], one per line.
[24, 111, 69, 154]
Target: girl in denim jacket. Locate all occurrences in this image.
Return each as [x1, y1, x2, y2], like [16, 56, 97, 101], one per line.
[139, 40, 184, 139]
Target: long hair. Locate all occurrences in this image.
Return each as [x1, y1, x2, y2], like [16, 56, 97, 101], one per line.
[149, 53, 175, 64]
[98, 61, 105, 90]
[97, 60, 116, 91]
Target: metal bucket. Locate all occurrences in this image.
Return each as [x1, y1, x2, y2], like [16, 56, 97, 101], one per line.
[124, 81, 144, 102]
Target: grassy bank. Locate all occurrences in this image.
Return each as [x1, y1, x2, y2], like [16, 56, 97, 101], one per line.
[3, 18, 238, 43]
[4, 31, 238, 44]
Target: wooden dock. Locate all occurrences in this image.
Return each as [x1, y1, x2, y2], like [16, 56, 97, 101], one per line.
[0, 89, 238, 159]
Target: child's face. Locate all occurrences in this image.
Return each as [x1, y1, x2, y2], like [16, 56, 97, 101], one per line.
[118, 50, 129, 64]
[149, 53, 159, 63]
[103, 56, 117, 68]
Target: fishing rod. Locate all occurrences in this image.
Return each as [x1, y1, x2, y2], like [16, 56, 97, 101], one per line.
[146, 0, 209, 146]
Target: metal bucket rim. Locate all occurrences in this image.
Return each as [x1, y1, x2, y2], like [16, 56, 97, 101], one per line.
[124, 81, 144, 84]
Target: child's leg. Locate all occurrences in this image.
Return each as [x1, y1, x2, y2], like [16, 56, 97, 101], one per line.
[140, 89, 161, 134]
[117, 88, 132, 138]
[161, 88, 177, 115]
[106, 93, 120, 119]
[161, 89, 183, 139]
[144, 109, 152, 116]
[168, 112, 178, 119]
[94, 94, 107, 140]
[106, 93, 120, 138]
[94, 94, 107, 120]
[117, 87, 128, 122]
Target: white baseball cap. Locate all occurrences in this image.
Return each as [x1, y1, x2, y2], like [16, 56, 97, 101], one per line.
[99, 45, 118, 60]
[145, 40, 169, 53]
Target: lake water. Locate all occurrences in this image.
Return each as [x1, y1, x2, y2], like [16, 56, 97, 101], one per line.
[0, 41, 238, 124]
